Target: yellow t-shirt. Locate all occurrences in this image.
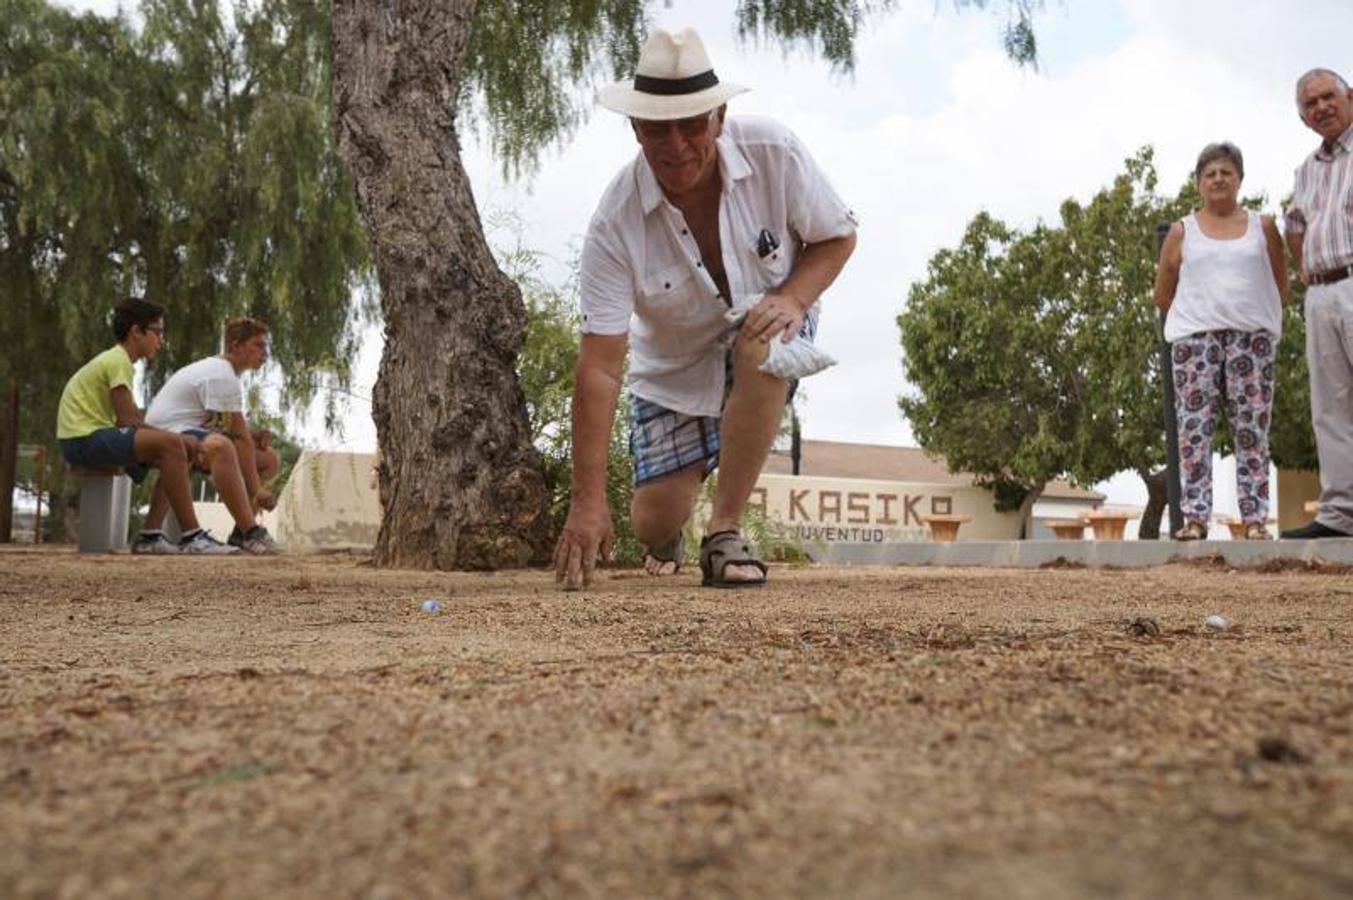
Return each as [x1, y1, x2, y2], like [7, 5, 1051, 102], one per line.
[56, 345, 135, 439]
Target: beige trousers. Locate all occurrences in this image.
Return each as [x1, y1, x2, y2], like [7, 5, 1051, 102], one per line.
[1307, 279, 1353, 532]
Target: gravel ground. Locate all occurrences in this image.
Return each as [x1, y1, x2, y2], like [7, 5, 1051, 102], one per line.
[1, 548, 1351, 899]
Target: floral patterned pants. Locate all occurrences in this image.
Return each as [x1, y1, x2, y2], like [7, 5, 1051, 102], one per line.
[1171, 329, 1275, 525]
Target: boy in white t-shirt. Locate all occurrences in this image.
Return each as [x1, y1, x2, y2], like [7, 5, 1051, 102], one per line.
[139, 318, 281, 554]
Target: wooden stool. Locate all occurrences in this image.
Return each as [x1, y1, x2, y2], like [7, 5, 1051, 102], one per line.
[1045, 519, 1086, 540]
[922, 514, 971, 542]
[70, 466, 131, 552]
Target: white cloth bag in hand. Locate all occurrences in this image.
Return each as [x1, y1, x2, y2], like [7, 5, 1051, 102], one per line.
[724, 300, 837, 381]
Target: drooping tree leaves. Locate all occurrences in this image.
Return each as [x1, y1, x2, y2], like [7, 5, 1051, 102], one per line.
[898, 147, 1306, 531]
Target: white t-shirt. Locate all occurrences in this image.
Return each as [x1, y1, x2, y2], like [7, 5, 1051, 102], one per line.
[146, 356, 244, 433]
[1165, 211, 1282, 342]
[579, 115, 858, 416]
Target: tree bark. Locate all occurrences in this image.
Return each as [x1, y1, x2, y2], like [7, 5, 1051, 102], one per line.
[0, 383, 17, 543]
[332, 0, 552, 569]
[1137, 467, 1168, 540]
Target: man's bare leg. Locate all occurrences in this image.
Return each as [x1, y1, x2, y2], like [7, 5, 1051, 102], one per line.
[132, 429, 201, 532]
[631, 461, 705, 575]
[200, 435, 258, 533]
[708, 335, 788, 582]
[142, 478, 172, 531]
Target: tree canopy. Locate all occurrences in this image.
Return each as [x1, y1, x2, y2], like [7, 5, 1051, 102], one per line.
[898, 147, 1312, 530]
[1, 0, 372, 532]
[460, 0, 1041, 175]
[0, 0, 370, 433]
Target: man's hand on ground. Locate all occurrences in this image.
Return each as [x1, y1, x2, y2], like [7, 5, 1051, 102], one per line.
[553, 501, 615, 591]
[743, 292, 806, 344]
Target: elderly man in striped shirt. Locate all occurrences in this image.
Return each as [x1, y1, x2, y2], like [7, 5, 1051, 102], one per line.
[1282, 68, 1353, 539]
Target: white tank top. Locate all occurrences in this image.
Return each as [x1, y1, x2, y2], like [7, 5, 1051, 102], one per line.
[1164, 211, 1282, 342]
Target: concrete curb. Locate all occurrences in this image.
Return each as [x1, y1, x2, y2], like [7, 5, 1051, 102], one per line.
[813, 539, 1353, 568]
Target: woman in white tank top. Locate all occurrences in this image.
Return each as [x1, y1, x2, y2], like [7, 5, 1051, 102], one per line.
[1152, 142, 1289, 541]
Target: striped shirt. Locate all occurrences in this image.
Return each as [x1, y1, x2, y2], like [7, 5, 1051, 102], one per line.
[1285, 124, 1353, 276]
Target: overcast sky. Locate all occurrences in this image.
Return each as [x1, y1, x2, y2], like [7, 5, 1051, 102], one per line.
[63, 0, 1351, 509]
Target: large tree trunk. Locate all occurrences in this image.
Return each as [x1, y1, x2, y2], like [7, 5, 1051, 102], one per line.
[1136, 467, 1168, 540]
[0, 383, 18, 543]
[332, 0, 551, 569]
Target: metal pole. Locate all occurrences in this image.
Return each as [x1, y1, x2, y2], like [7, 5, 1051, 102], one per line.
[1156, 222, 1183, 538]
[34, 445, 46, 544]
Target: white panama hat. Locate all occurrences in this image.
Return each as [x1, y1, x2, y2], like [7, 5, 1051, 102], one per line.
[599, 28, 749, 121]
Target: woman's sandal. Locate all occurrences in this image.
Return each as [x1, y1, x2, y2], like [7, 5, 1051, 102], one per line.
[699, 530, 768, 589]
[1173, 520, 1207, 541]
[1244, 522, 1273, 541]
[643, 532, 684, 576]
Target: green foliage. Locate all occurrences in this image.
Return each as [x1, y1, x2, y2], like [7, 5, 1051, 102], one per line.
[461, 0, 1043, 176]
[897, 147, 1287, 503]
[462, 0, 646, 176]
[0, 0, 371, 463]
[500, 230, 643, 565]
[1270, 281, 1316, 470]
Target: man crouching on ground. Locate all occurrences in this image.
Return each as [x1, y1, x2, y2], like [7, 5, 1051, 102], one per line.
[553, 28, 856, 590]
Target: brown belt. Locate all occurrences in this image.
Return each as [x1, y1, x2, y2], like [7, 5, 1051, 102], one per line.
[1309, 264, 1353, 286]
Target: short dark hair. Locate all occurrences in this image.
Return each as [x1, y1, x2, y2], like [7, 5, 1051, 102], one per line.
[112, 297, 165, 342]
[222, 316, 269, 351]
[1194, 142, 1244, 181]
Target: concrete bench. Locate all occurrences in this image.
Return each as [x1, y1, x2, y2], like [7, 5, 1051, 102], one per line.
[70, 466, 131, 553]
[1083, 511, 1130, 541]
[922, 513, 971, 542]
[1044, 519, 1086, 540]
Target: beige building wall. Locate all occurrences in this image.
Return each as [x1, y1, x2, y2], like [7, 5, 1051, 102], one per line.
[747, 473, 1022, 547]
[269, 453, 1025, 554]
[273, 450, 381, 552]
[1277, 468, 1320, 531]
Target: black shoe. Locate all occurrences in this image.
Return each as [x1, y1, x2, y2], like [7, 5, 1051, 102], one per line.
[1280, 520, 1352, 539]
[227, 526, 245, 548]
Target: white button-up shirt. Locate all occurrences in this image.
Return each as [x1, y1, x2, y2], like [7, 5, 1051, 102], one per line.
[579, 115, 857, 417]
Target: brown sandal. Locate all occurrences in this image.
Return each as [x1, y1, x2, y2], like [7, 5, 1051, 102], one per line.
[699, 531, 768, 589]
[1173, 521, 1207, 541]
[643, 532, 684, 575]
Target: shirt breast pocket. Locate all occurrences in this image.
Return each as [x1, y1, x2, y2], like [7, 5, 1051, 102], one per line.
[749, 241, 792, 292]
[638, 264, 701, 321]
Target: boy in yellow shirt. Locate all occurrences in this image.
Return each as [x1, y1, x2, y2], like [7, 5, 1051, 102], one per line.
[56, 297, 238, 554]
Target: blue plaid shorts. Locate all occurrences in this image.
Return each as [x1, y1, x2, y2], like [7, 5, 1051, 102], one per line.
[628, 397, 722, 487]
[627, 315, 814, 486]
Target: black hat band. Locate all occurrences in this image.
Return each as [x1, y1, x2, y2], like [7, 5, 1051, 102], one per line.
[632, 69, 719, 96]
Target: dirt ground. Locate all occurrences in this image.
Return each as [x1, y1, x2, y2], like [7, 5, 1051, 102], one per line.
[1, 548, 1351, 899]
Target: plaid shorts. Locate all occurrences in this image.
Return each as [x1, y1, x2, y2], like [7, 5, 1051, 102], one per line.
[627, 315, 815, 486]
[628, 397, 722, 486]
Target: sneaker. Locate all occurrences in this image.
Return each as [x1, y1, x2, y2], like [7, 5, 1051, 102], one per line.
[131, 532, 181, 555]
[237, 525, 279, 555]
[178, 529, 241, 555]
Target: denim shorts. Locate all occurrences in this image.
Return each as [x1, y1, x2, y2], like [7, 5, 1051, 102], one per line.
[59, 426, 149, 483]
